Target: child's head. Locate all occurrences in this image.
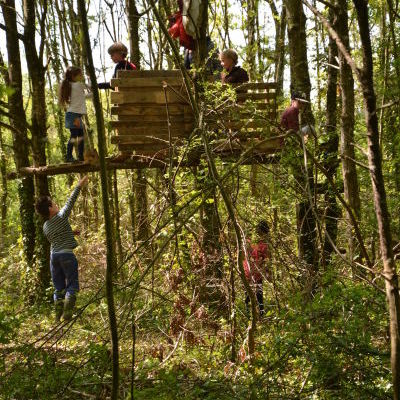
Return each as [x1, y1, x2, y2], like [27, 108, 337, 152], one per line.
[256, 220, 269, 238]
[59, 66, 82, 108]
[35, 196, 58, 220]
[220, 49, 238, 72]
[108, 42, 128, 63]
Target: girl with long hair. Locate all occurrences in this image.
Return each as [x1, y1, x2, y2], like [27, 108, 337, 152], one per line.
[59, 66, 92, 162]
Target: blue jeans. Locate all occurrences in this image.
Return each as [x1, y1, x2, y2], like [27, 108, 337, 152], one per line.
[50, 252, 79, 301]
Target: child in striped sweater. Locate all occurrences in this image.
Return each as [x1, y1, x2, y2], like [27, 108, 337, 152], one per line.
[35, 176, 88, 321]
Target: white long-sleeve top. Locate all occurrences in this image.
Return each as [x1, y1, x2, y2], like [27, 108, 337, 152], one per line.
[66, 82, 92, 114]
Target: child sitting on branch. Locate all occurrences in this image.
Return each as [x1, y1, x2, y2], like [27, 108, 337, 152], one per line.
[35, 176, 88, 321]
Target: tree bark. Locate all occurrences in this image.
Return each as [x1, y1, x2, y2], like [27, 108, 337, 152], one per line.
[246, 0, 258, 80]
[285, 0, 318, 272]
[1, 0, 36, 267]
[267, 1, 286, 97]
[0, 123, 7, 252]
[322, 7, 340, 266]
[126, 0, 141, 69]
[77, 1, 119, 398]
[336, 0, 361, 265]
[352, 1, 400, 396]
[23, 0, 51, 294]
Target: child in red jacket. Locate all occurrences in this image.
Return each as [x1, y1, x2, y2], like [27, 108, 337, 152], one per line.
[243, 220, 271, 316]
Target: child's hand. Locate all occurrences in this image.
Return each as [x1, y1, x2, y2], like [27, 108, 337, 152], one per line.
[73, 118, 81, 128]
[79, 175, 89, 187]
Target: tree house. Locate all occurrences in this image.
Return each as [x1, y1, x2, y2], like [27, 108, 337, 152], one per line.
[110, 70, 281, 162]
[13, 70, 281, 178]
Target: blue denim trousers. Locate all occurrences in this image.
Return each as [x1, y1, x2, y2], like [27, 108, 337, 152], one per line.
[50, 252, 79, 301]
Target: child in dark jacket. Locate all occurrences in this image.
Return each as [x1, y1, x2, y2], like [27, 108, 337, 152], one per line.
[220, 49, 249, 84]
[35, 176, 88, 321]
[98, 42, 137, 90]
[243, 220, 271, 316]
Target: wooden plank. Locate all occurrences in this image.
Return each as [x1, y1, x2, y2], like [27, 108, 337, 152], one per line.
[231, 82, 277, 91]
[207, 120, 273, 130]
[111, 119, 193, 128]
[116, 114, 194, 123]
[111, 90, 189, 105]
[113, 125, 192, 137]
[236, 92, 276, 101]
[116, 70, 181, 78]
[118, 143, 170, 151]
[111, 104, 192, 116]
[111, 135, 185, 144]
[111, 77, 184, 88]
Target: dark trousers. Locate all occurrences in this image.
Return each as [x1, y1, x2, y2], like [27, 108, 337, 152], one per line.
[67, 128, 84, 161]
[245, 283, 264, 315]
[50, 252, 79, 301]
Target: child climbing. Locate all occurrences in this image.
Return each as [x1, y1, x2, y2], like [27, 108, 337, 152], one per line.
[35, 176, 89, 321]
[220, 49, 249, 84]
[243, 220, 271, 316]
[98, 42, 137, 90]
[59, 66, 92, 162]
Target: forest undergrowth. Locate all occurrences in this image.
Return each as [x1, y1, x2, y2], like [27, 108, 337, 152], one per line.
[0, 202, 393, 399]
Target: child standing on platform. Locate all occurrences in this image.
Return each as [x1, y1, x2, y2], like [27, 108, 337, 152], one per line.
[98, 42, 137, 90]
[59, 66, 91, 162]
[35, 176, 88, 321]
[243, 220, 271, 316]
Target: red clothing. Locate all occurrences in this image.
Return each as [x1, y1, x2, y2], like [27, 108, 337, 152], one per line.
[243, 241, 270, 283]
[280, 105, 300, 131]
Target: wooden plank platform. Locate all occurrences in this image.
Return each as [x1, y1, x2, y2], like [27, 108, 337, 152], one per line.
[110, 70, 279, 159]
[14, 71, 282, 176]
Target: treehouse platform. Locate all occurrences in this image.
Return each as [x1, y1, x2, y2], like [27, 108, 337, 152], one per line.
[14, 70, 281, 177]
[110, 70, 280, 160]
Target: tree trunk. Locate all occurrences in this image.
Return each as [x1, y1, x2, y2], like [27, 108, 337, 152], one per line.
[23, 0, 51, 295]
[337, 0, 361, 265]
[126, 0, 141, 69]
[1, 0, 36, 267]
[245, 0, 258, 80]
[353, 1, 400, 396]
[113, 170, 123, 265]
[285, 0, 318, 272]
[322, 7, 340, 266]
[77, 1, 119, 398]
[267, 0, 286, 97]
[0, 124, 7, 252]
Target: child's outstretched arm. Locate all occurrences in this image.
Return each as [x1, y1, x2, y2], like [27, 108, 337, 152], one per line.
[59, 176, 89, 218]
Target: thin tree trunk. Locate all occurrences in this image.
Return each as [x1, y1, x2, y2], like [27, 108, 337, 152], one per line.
[0, 124, 7, 252]
[23, 0, 51, 294]
[352, 1, 400, 396]
[126, 0, 141, 68]
[113, 170, 123, 265]
[322, 7, 339, 266]
[336, 0, 361, 265]
[285, 0, 318, 272]
[77, 1, 119, 399]
[1, 0, 36, 267]
[246, 0, 258, 80]
[267, 0, 286, 96]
